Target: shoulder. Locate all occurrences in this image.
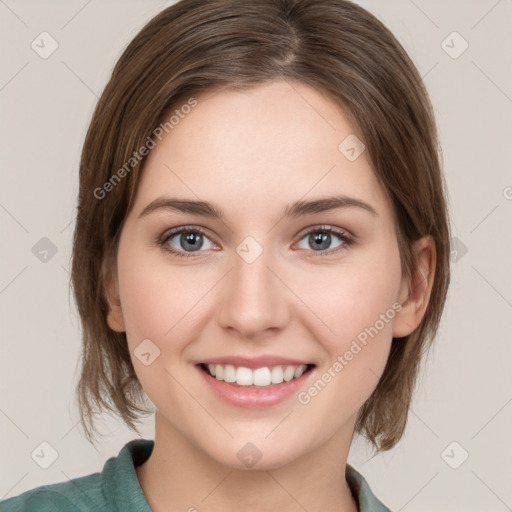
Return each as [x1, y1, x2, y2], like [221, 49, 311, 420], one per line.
[0, 439, 154, 512]
[0, 473, 103, 512]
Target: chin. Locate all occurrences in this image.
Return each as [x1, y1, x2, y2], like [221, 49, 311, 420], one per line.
[198, 428, 315, 472]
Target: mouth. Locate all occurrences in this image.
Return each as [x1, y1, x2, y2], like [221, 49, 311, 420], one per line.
[195, 358, 316, 408]
[198, 362, 315, 387]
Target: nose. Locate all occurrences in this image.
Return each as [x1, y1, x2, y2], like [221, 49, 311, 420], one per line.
[216, 246, 291, 340]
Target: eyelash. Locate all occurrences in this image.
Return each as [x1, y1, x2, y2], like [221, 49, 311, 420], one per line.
[156, 225, 354, 259]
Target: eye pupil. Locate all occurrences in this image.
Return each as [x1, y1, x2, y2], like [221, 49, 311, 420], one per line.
[310, 231, 331, 251]
[181, 232, 203, 251]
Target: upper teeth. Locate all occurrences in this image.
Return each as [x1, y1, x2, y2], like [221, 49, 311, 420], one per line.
[207, 364, 308, 387]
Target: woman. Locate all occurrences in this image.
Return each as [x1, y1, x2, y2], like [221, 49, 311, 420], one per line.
[0, 1, 450, 510]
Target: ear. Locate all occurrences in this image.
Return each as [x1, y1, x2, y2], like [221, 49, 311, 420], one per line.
[392, 236, 436, 338]
[105, 270, 126, 333]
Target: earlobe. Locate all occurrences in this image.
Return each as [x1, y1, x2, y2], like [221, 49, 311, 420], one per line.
[105, 275, 126, 333]
[392, 236, 436, 338]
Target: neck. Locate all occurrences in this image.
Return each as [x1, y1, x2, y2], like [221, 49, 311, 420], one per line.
[136, 414, 359, 512]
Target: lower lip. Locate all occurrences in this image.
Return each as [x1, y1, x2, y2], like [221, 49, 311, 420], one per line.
[197, 366, 313, 408]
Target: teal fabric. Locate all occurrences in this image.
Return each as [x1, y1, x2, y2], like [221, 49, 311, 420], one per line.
[0, 439, 391, 511]
[346, 464, 392, 512]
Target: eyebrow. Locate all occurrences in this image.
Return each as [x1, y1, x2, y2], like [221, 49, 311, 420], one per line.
[138, 194, 378, 220]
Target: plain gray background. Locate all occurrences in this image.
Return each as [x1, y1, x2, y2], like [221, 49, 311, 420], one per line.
[1, 1, 511, 510]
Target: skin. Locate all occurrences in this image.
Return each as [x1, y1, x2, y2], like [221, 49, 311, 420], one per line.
[106, 79, 435, 512]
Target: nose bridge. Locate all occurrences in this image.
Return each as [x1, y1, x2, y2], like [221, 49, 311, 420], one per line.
[217, 239, 289, 337]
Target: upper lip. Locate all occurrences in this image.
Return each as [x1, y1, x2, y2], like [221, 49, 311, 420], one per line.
[197, 355, 313, 369]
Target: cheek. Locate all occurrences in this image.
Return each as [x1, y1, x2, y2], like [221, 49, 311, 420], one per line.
[296, 254, 400, 420]
[116, 247, 210, 406]
[296, 245, 402, 354]
[293, 244, 402, 418]
[117, 242, 207, 350]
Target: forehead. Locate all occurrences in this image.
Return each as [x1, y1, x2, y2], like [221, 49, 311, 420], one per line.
[132, 80, 391, 221]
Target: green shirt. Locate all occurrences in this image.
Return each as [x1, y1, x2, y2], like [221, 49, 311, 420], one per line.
[0, 439, 392, 511]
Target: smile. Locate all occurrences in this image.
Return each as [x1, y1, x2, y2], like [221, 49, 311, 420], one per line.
[196, 357, 316, 408]
[200, 363, 312, 387]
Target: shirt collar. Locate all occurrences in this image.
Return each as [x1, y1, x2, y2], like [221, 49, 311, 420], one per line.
[346, 464, 392, 511]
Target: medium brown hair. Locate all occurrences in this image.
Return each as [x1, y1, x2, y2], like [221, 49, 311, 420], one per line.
[71, 0, 451, 451]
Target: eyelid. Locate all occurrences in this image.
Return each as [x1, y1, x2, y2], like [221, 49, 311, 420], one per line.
[296, 224, 354, 240]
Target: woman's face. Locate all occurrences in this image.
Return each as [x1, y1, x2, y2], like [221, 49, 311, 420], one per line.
[107, 79, 421, 469]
